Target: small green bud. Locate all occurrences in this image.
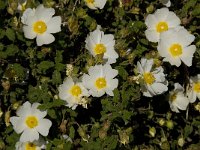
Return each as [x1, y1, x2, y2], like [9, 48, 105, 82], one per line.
[166, 120, 174, 129]
[149, 127, 156, 137]
[178, 137, 185, 147]
[158, 118, 165, 126]
[146, 5, 154, 13]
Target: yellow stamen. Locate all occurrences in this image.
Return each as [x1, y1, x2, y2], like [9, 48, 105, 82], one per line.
[70, 85, 82, 97]
[95, 77, 107, 89]
[86, 0, 94, 4]
[33, 21, 47, 34]
[94, 44, 106, 55]
[170, 93, 177, 102]
[169, 44, 182, 57]
[193, 83, 200, 93]
[143, 72, 155, 85]
[25, 116, 38, 128]
[25, 143, 36, 150]
[156, 22, 168, 33]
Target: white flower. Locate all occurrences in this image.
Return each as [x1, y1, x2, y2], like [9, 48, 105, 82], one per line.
[15, 138, 46, 150]
[160, 0, 171, 7]
[85, 0, 107, 9]
[58, 77, 90, 110]
[157, 27, 196, 67]
[187, 74, 200, 103]
[85, 25, 118, 64]
[82, 64, 118, 97]
[169, 83, 189, 113]
[145, 7, 180, 42]
[21, 4, 61, 46]
[10, 101, 52, 142]
[137, 58, 168, 97]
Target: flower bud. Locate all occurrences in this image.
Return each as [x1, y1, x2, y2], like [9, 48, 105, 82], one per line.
[5, 110, 11, 127]
[178, 137, 185, 147]
[149, 127, 156, 137]
[166, 120, 174, 129]
[1, 80, 10, 91]
[158, 118, 165, 126]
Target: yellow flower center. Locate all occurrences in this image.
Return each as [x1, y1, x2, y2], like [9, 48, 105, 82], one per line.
[86, 0, 94, 4]
[169, 44, 182, 57]
[95, 77, 107, 89]
[156, 22, 168, 33]
[33, 21, 47, 34]
[70, 85, 82, 97]
[25, 116, 38, 128]
[143, 72, 155, 85]
[94, 44, 106, 55]
[25, 143, 36, 150]
[193, 83, 200, 93]
[170, 93, 177, 102]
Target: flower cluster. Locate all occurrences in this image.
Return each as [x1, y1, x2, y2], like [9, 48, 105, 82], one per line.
[141, 6, 197, 113]
[58, 25, 119, 109]
[4, 0, 198, 149]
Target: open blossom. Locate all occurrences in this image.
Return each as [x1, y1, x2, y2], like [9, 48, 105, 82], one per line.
[82, 64, 118, 97]
[145, 7, 180, 42]
[157, 27, 196, 67]
[187, 74, 200, 103]
[58, 77, 90, 110]
[10, 101, 52, 142]
[85, 25, 118, 64]
[15, 138, 46, 150]
[160, 0, 171, 7]
[21, 4, 61, 46]
[169, 83, 189, 113]
[85, 0, 107, 9]
[137, 58, 168, 97]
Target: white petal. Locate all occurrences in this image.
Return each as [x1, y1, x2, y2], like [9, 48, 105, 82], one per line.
[107, 78, 118, 91]
[144, 59, 153, 72]
[36, 119, 52, 136]
[187, 89, 197, 103]
[174, 83, 184, 91]
[166, 12, 180, 28]
[151, 82, 168, 95]
[145, 29, 159, 42]
[23, 26, 37, 39]
[180, 45, 196, 67]
[95, 0, 107, 9]
[36, 33, 55, 46]
[20, 128, 39, 142]
[17, 101, 32, 117]
[177, 28, 195, 47]
[175, 95, 189, 110]
[10, 117, 26, 134]
[154, 8, 169, 21]
[47, 16, 61, 33]
[89, 28, 102, 44]
[104, 64, 118, 79]
[35, 4, 55, 22]
[21, 8, 36, 25]
[101, 34, 115, 47]
[90, 89, 105, 97]
[163, 57, 181, 67]
[145, 14, 158, 29]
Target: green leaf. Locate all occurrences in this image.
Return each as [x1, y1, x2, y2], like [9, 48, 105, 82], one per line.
[116, 66, 128, 80]
[69, 126, 75, 139]
[184, 125, 193, 138]
[37, 61, 54, 73]
[6, 28, 15, 41]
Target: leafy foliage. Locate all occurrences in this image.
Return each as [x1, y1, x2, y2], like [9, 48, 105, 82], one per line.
[0, 0, 199, 149]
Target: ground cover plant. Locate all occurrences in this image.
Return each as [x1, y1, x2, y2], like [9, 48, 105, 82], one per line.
[0, 0, 200, 149]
